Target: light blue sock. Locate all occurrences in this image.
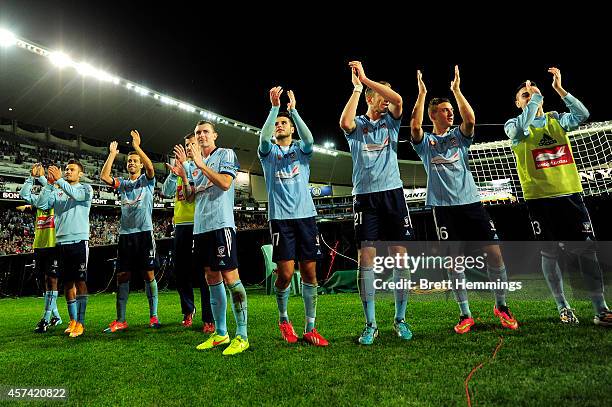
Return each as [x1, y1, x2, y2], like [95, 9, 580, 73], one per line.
[42, 291, 53, 322]
[541, 254, 570, 312]
[393, 268, 409, 322]
[274, 284, 291, 323]
[228, 280, 248, 339]
[50, 291, 60, 320]
[358, 266, 376, 327]
[448, 269, 471, 317]
[117, 282, 129, 322]
[67, 299, 77, 321]
[145, 279, 158, 317]
[302, 282, 318, 333]
[209, 282, 227, 336]
[76, 295, 88, 325]
[487, 263, 508, 307]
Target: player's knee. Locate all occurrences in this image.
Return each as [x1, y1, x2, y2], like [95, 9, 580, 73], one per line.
[117, 272, 130, 283]
[359, 247, 376, 267]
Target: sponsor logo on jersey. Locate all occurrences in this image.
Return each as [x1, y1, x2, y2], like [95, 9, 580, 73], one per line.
[532, 144, 574, 169]
[275, 164, 300, 179]
[431, 151, 460, 165]
[36, 215, 55, 230]
[363, 136, 390, 152]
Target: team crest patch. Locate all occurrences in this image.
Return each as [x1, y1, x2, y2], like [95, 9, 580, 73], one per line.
[583, 222, 593, 233]
[429, 139, 437, 146]
[450, 137, 458, 147]
[277, 154, 283, 160]
[192, 170, 199, 177]
[363, 127, 369, 134]
[217, 246, 226, 257]
[404, 216, 411, 226]
[79, 263, 86, 271]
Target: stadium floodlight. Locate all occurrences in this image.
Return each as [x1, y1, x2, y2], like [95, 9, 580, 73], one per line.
[76, 62, 98, 77]
[324, 142, 335, 149]
[49, 51, 74, 68]
[0, 29, 16, 47]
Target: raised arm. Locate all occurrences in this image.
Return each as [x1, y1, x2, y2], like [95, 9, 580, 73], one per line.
[20, 164, 44, 205]
[410, 70, 427, 144]
[450, 65, 475, 137]
[287, 90, 314, 154]
[100, 141, 118, 186]
[350, 60, 403, 118]
[131, 130, 155, 179]
[339, 67, 363, 133]
[549, 67, 590, 131]
[260, 86, 282, 155]
[504, 80, 543, 142]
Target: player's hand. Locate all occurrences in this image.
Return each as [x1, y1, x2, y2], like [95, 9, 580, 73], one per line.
[450, 65, 460, 92]
[189, 142, 204, 168]
[48, 166, 62, 183]
[548, 67, 563, 92]
[417, 70, 427, 95]
[130, 130, 141, 149]
[270, 86, 283, 107]
[31, 163, 42, 177]
[351, 66, 362, 88]
[173, 144, 187, 164]
[525, 79, 541, 96]
[287, 90, 296, 111]
[109, 141, 118, 155]
[348, 61, 367, 82]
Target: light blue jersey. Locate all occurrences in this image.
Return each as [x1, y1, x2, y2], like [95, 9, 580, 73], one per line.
[191, 148, 239, 234]
[504, 93, 589, 146]
[258, 106, 317, 220]
[114, 174, 155, 234]
[411, 127, 480, 206]
[35, 178, 92, 244]
[344, 113, 403, 195]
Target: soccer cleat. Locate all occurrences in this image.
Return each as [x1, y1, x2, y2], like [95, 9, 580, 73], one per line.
[278, 321, 298, 343]
[222, 336, 250, 355]
[358, 323, 379, 345]
[593, 309, 612, 327]
[196, 332, 230, 350]
[559, 307, 579, 324]
[149, 316, 161, 329]
[454, 315, 475, 334]
[49, 316, 63, 327]
[103, 320, 128, 333]
[182, 307, 196, 328]
[34, 318, 49, 333]
[303, 329, 329, 346]
[202, 322, 216, 334]
[494, 305, 519, 330]
[69, 322, 84, 338]
[393, 319, 413, 340]
[64, 319, 77, 335]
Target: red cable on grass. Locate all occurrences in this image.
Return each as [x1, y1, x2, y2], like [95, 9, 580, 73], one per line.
[464, 336, 504, 407]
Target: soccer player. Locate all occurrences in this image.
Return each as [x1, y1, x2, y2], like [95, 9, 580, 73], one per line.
[180, 120, 249, 355]
[162, 132, 214, 333]
[35, 160, 92, 338]
[505, 67, 612, 326]
[410, 67, 518, 333]
[20, 163, 63, 333]
[339, 61, 413, 345]
[259, 86, 328, 346]
[100, 130, 161, 332]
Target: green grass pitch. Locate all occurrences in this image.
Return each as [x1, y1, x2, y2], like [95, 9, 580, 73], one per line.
[0, 288, 610, 406]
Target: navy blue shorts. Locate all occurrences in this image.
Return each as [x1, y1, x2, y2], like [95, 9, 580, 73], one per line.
[194, 227, 239, 271]
[526, 193, 595, 241]
[34, 247, 59, 278]
[117, 231, 157, 274]
[432, 202, 498, 241]
[57, 240, 89, 282]
[353, 188, 414, 247]
[269, 217, 322, 262]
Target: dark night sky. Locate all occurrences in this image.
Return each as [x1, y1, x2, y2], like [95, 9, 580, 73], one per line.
[1, 2, 609, 159]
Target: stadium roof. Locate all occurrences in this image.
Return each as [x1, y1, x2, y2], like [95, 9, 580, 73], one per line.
[0, 31, 427, 187]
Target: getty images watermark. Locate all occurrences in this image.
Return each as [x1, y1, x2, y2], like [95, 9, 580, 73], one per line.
[371, 252, 523, 292]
